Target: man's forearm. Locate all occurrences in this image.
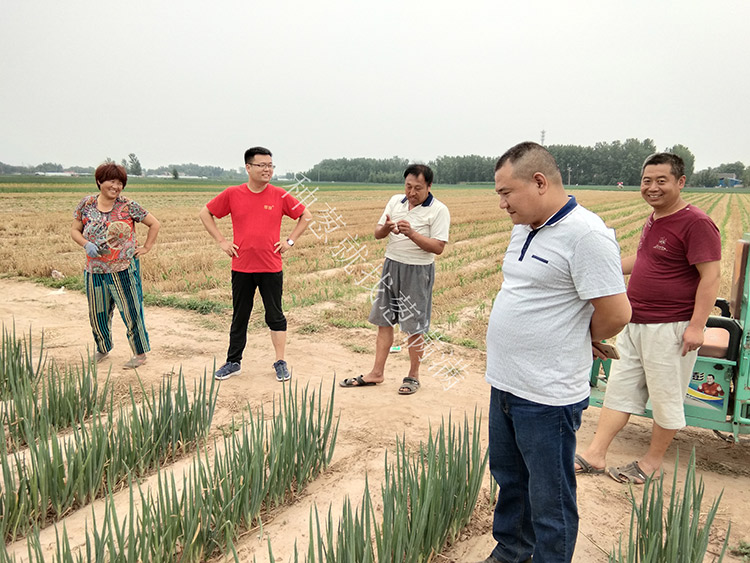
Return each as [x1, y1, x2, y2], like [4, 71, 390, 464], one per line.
[590, 293, 632, 341]
[407, 232, 446, 255]
[689, 279, 720, 328]
[689, 261, 721, 328]
[621, 255, 636, 275]
[199, 208, 226, 243]
[288, 209, 312, 241]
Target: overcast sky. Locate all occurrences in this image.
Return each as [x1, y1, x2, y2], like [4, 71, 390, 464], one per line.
[2, 0, 748, 176]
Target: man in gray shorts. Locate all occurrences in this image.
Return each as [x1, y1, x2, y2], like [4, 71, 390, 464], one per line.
[340, 164, 450, 394]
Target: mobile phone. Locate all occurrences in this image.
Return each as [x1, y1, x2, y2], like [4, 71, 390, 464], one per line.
[593, 341, 620, 360]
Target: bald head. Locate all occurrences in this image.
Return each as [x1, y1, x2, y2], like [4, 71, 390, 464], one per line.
[495, 142, 563, 187]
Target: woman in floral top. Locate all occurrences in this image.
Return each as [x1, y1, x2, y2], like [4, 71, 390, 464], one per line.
[71, 163, 160, 369]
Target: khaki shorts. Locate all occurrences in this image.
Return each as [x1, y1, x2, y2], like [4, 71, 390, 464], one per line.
[603, 322, 697, 430]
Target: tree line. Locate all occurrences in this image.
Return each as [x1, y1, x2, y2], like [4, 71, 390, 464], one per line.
[0, 155, 244, 180]
[304, 139, 748, 187]
[3, 140, 748, 186]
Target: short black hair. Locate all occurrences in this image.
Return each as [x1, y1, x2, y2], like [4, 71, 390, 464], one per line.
[494, 141, 562, 183]
[404, 163, 433, 185]
[641, 152, 685, 179]
[244, 146, 272, 164]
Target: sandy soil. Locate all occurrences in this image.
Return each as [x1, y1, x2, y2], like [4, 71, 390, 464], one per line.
[2, 277, 748, 562]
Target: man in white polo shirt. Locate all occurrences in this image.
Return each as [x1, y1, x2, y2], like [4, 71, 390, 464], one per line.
[478, 142, 631, 563]
[340, 164, 450, 395]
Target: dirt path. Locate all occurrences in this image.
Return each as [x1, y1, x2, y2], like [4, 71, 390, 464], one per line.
[2, 277, 748, 562]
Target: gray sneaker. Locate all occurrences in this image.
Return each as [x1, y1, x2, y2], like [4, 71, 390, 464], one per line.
[273, 360, 291, 382]
[94, 351, 109, 363]
[214, 361, 241, 380]
[123, 355, 147, 370]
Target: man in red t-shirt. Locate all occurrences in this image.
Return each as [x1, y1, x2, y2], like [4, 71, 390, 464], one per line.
[697, 374, 724, 397]
[575, 153, 721, 484]
[199, 147, 312, 382]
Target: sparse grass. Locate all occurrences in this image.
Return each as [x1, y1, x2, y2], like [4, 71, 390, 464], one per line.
[143, 292, 229, 315]
[328, 317, 372, 329]
[346, 344, 371, 354]
[731, 541, 750, 562]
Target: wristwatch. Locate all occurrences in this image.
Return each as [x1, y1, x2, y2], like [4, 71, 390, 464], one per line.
[286, 238, 295, 247]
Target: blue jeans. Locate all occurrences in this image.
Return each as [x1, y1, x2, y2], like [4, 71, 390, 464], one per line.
[488, 388, 587, 563]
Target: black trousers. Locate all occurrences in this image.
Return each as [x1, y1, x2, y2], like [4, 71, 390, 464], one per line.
[227, 270, 286, 363]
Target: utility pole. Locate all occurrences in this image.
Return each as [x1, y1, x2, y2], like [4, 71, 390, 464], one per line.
[540, 129, 546, 146]
[567, 166, 572, 186]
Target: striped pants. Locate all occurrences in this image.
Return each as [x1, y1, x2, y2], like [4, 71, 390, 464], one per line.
[84, 259, 150, 355]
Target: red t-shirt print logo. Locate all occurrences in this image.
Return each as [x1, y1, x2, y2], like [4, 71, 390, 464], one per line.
[653, 237, 668, 252]
[264, 205, 274, 211]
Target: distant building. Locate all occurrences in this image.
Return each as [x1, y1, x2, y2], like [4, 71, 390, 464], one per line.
[34, 171, 78, 177]
[714, 172, 742, 188]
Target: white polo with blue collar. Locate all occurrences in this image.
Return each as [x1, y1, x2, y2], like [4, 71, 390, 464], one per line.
[485, 196, 626, 406]
[378, 192, 450, 266]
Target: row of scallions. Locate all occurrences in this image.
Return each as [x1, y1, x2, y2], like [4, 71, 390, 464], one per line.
[2, 350, 112, 453]
[1, 364, 217, 544]
[1, 323, 44, 401]
[609, 449, 730, 563]
[4, 380, 338, 562]
[267, 411, 488, 563]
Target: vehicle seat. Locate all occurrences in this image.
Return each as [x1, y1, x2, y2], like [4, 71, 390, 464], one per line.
[699, 327, 730, 358]
[699, 239, 748, 360]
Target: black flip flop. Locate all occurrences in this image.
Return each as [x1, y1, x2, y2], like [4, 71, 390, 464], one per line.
[340, 375, 377, 388]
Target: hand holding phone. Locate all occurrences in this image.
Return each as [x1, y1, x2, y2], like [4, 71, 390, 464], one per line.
[592, 341, 620, 360]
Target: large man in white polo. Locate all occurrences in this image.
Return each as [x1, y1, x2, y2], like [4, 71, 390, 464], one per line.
[479, 142, 631, 563]
[340, 164, 450, 395]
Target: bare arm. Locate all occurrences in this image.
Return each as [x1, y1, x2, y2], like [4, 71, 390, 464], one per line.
[621, 255, 636, 275]
[199, 205, 238, 257]
[590, 292, 631, 341]
[134, 214, 160, 257]
[681, 260, 721, 355]
[276, 208, 313, 253]
[71, 219, 87, 247]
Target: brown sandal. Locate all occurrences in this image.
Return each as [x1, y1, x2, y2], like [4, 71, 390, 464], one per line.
[398, 377, 420, 395]
[607, 460, 649, 484]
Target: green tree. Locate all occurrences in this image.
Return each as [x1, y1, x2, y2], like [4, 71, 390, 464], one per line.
[665, 144, 695, 180]
[171, 167, 179, 179]
[690, 169, 716, 187]
[127, 153, 143, 176]
[34, 162, 63, 172]
[714, 161, 745, 178]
